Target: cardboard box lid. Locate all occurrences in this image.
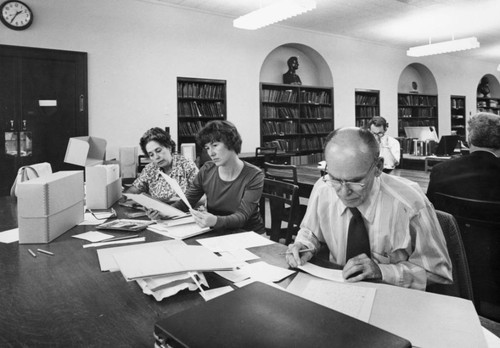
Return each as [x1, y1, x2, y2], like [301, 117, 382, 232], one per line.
[64, 136, 107, 167]
[17, 171, 84, 217]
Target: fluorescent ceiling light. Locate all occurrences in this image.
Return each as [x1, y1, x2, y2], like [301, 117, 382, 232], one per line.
[233, 0, 316, 30]
[407, 37, 480, 57]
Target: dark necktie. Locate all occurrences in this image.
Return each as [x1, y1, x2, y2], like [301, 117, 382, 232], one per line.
[345, 207, 371, 261]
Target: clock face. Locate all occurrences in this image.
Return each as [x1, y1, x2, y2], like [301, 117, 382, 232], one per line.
[1, 0, 33, 30]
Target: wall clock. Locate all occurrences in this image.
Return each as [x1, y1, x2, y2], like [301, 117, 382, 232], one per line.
[1, 0, 33, 30]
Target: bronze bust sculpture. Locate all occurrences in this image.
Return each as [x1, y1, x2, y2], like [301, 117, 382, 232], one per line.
[283, 56, 302, 85]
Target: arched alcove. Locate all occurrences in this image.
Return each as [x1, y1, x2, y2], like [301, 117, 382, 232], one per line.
[397, 63, 439, 138]
[259, 43, 333, 87]
[398, 63, 437, 94]
[476, 74, 500, 98]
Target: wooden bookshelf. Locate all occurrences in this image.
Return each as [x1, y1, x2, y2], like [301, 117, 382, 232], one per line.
[355, 89, 380, 128]
[260, 83, 333, 158]
[397, 93, 438, 137]
[451, 95, 466, 141]
[476, 96, 500, 115]
[177, 77, 226, 154]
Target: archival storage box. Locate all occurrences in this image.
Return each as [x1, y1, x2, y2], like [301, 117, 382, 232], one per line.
[17, 170, 84, 244]
[64, 136, 122, 209]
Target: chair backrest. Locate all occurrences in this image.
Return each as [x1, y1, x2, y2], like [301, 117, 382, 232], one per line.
[259, 178, 299, 245]
[263, 162, 298, 185]
[432, 192, 500, 320]
[426, 210, 474, 302]
[433, 192, 500, 225]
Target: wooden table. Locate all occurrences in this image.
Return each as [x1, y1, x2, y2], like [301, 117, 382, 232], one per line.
[285, 164, 430, 198]
[1, 196, 499, 347]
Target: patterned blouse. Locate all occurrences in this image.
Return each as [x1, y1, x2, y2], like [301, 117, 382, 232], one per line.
[131, 154, 198, 203]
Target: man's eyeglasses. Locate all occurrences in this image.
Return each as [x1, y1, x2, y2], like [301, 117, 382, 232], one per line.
[322, 160, 378, 190]
[371, 131, 385, 137]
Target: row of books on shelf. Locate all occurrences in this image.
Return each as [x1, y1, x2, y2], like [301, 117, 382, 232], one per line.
[262, 89, 298, 103]
[301, 90, 331, 104]
[355, 94, 378, 105]
[262, 106, 299, 119]
[299, 121, 333, 134]
[178, 82, 224, 99]
[355, 106, 379, 117]
[301, 105, 332, 118]
[477, 107, 500, 115]
[178, 101, 224, 118]
[263, 136, 326, 153]
[178, 121, 209, 136]
[398, 94, 437, 107]
[451, 99, 465, 109]
[477, 100, 498, 108]
[395, 137, 438, 155]
[262, 121, 298, 135]
[398, 108, 436, 117]
[290, 152, 323, 165]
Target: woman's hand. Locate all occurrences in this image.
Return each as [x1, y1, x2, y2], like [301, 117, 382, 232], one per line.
[190, 206, 217, 228]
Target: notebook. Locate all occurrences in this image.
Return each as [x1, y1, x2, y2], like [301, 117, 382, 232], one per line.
[154, 281, 412, 348]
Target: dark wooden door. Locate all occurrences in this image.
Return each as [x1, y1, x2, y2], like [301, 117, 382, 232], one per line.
[0, 45, 87, 196]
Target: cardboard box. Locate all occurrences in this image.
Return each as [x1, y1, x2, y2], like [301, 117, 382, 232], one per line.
[17, 171, 84, 244]
[64, 136, 122, 209]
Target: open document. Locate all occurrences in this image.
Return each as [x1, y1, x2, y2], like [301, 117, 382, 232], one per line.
[124, 193, 187, 219]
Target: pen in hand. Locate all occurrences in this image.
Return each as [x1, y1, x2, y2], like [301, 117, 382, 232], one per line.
[280, 248, 314, 255]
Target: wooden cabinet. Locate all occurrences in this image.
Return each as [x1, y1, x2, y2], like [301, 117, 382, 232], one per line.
[0, 45, 88, 196]
[355, 89, 379, 128]
[397, 93, 438, 137]
[451, 95, 466, 141]
[177, 77, 226, 155]
[260, 83, 333, 162]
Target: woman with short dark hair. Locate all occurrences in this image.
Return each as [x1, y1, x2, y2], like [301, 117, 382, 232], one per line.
[173, 120, 265, 234]
[125, 127, 198, 203]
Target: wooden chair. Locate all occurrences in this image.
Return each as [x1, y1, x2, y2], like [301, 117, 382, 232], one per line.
[433, 192, 500, 321]
[263, 162, 307, 237]
[255, 147, 277, 167]
[426, 210, 474, 302]
[259, 178, 299, 245]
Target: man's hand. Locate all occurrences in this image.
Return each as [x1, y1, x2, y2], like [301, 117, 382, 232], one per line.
[285, 242, 314, 268]
[342, 254, 382, 282]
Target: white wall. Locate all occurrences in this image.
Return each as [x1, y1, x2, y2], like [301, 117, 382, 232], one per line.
[1, 0, 499, 158]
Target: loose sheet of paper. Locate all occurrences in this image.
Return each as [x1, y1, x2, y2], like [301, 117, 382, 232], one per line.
[216, 261, 295, 284]
[287, 272, 376, 323]
[0, 228, 19, 244]
[197, 231, 274, 252]
[148, 222, 209, 240]
[298, 262, 345, 283]
[72, 231, 114, 242]
[200, 286, 233, 301]
[83, 237, 145, 249]
[159, 172, 192, 210]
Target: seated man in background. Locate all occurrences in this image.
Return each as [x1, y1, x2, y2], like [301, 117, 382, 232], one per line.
[368, 116, 400, 173]
[427, 112, 500, 203]
[286, 127, 452, 290]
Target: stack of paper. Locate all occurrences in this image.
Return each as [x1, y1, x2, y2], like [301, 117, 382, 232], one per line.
[96, 240, 239, 301]
[148, 217, 210, 240]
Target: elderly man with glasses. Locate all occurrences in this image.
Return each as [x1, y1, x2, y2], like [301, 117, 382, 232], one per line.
[286, 127, 452, 290]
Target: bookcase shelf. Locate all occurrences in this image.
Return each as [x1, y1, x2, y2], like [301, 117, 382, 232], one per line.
[476, 97, 500, 115]
[397, 93, 438, 137]
[177, 77, 226, 152]
[355, 89, 380, 128]
[451, 95, 466, 140]
[260, 83, 333, 156]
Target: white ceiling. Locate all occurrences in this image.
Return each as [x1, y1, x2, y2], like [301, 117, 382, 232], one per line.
[138, 0, 500, 64]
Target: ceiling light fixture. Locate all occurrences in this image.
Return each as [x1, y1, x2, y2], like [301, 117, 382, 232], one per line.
[233, 0, 316, 30]
[407, 37, 480, 57]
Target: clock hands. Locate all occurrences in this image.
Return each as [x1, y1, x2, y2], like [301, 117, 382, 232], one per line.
[9, 10, 23, 24]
